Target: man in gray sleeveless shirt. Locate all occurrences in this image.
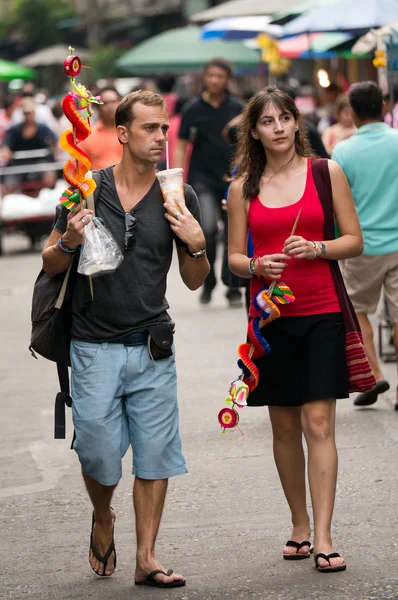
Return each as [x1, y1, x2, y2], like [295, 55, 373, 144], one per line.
[42, 90, 209, 588]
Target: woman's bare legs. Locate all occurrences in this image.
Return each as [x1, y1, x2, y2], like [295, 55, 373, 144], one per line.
[301, 399, 345, 569]
[268, 406, 311, 556]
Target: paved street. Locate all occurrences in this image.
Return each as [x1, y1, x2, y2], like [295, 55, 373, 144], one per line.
[1, 233, 397, 600]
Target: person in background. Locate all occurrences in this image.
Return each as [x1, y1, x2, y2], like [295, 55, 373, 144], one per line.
[0, 95, 15, 146]
[156, 75, 178, 120]
[317, 83, 342, 134]
[322, 94, 356, 156]
[332, 82, 398, 410]
[12, 84, 58, 134]
[1, 96, 58, 192]
[173, 57, 244, 307]
[383, 89, 398, 129]
[166, 97, 192, 182]
[78, 87, 122, 171]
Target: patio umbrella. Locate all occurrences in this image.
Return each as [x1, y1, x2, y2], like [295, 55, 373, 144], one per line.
[19, 45, 90, 67]
[201, 16, 283, 40]
[117, 26, 260, 75]
[0, 58, 36, 81]
[271, 0, 338, 24]
[190, 0, 301, 24]
[281, 0, 398, 36]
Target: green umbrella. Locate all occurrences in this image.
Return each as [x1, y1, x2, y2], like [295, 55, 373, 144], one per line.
[0, 58, 36, 81]
[117, 26, 260, 74]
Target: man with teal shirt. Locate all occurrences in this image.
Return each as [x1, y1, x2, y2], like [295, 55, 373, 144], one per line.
[332, 81, 398, 409]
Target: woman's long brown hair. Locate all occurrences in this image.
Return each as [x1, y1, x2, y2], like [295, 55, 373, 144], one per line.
[233, 85, 314, 201]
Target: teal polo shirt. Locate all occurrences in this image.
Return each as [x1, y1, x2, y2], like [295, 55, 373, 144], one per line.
[332, 123, 398, 255]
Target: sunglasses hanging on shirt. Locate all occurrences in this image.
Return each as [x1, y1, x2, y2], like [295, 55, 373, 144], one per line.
[124, 211, 137, 250]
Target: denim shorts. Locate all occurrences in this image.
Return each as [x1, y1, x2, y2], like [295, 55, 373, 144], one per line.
[70, 339, 187, 486]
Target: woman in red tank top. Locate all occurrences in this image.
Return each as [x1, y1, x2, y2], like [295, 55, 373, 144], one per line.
[228, 87, 363, 572]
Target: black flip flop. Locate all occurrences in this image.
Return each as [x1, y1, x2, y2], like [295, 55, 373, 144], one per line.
[135, 568, 186, 588]
[89, 510, 117, 577]
[354, 380, 390, 406]
[283, 540, 314, 560]
[315, 552, 346, 573]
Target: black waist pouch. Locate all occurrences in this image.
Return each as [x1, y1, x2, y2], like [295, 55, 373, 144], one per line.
[148, 323, 174, 360]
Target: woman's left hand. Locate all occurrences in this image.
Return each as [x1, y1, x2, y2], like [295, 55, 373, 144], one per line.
[283, 235, 316, 260]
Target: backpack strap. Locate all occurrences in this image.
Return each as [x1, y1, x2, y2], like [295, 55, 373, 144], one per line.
[54, 171, 103, 438]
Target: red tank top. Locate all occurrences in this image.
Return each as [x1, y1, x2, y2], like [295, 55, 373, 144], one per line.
[248, 158, 340, 318]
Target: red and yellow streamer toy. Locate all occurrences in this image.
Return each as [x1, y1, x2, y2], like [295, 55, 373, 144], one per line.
[59, 47, 102, 211]
[219, 210, 302, 434]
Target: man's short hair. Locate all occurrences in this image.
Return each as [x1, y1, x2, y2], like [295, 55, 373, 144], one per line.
[349, 81, 383, 120]
[115, 90, 167, 129]
[203, 57, 234, 78]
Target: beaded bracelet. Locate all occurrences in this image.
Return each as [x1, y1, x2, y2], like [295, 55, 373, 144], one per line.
[57, 237, 77, 254]
[248, 256, 261, 277]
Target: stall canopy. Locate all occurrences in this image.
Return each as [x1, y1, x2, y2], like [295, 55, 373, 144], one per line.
[19, 45, 90, 67]
[190, 0, 301, 24]
[201, 16, 283, 40]
[271, 0, 338, 24]
[0, 58, 36, 81]
[117, 26, 260, 75]
[244, 31, 354, 58]
[281, 0, 398, 36]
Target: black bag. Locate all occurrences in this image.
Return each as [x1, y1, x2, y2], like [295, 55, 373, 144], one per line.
[29, 171, 101, 439]
[148, 323, 174, 360]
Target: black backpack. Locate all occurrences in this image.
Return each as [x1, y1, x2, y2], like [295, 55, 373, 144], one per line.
[29, 171, 101, 439]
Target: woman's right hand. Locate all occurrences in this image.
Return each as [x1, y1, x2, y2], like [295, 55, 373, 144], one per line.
[62, 204, 93, 250]
[259, 253, 290, 280]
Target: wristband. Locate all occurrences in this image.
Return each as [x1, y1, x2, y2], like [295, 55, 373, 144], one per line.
[248, 257, 259, 276]
[57, 237, 77, 254]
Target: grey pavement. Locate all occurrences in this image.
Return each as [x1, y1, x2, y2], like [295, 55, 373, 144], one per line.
[1, 234, 397, 600]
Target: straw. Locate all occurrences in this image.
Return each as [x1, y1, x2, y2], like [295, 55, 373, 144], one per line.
[247, 207, 302, 362]
[165, 140, 170, 170]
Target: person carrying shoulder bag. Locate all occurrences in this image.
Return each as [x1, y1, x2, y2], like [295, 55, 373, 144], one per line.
[42, 90, 209, 588]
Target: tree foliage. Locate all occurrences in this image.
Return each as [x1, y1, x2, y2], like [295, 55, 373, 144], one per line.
[6, 0, 77, 49]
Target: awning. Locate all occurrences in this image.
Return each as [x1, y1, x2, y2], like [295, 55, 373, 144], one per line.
[0, 59, 36, 81]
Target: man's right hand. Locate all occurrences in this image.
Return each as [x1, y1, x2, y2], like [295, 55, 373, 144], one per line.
[62, 204, 93, 250]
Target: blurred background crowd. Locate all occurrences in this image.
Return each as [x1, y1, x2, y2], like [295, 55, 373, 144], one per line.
[0, 0, 397, 269]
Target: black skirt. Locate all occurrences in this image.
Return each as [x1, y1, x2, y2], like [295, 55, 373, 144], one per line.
[247, 313, 349, 407]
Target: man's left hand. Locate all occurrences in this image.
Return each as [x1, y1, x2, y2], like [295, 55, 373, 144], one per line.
[164, 199, 206, 253]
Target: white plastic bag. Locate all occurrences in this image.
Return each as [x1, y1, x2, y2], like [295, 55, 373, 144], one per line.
[78, 217, 123, 277]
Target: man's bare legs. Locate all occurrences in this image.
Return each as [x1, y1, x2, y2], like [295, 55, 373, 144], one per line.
[83, 471, 117, 576]
[134, 478, 184, 585]
[301, 399, 344, 569]
[268, 406, 311, 556]
[357, 313, 385, 381]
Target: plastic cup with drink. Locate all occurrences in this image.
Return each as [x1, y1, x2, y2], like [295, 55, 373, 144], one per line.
[156, 167, 185, 215]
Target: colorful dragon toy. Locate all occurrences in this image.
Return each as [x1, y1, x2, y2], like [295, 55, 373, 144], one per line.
[218, 210, 301, 434]
[59, 48, 102, 211]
